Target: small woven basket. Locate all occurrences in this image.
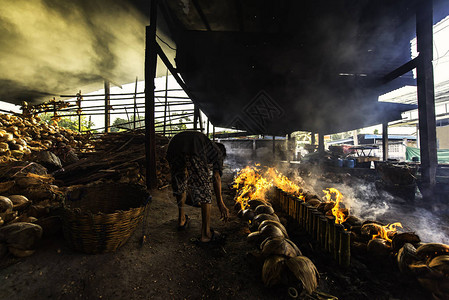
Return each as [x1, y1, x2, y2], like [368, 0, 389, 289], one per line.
[62, 183, 150, 254]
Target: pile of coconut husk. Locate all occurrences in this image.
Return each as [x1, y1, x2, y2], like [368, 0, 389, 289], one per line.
[235, 197, 321, 298]
[54, 130, 171, 188]
[0, 113, 91, 163]
[0, 161, 65, 258]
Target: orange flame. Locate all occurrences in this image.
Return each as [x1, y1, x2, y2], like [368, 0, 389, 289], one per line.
[322, 188, 348, 224]
[233, 165, 303, 209]
[372, 222, 403, 242]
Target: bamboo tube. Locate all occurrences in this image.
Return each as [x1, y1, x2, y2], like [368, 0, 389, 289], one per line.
[319, 216, 327, 248]
[333, 224, 344, 261]
[295, 198, 301, 222]
[339, 230, 351, 268]
[312, 210, 320, 241]
[300, 202, 307, 229]
[306, 206, 313, 234]
[327, 216, 336, 254]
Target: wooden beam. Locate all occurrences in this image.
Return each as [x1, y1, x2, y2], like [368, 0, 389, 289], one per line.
[382, 122, 389, 161]
[145, 0, 158, 190]
[104, 81, 110, 133]
[416, 0, 437, 200]
[383, 57, 418, 84]
[191, 0, 211, 31]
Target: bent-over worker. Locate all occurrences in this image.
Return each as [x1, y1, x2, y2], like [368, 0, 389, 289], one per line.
[166, 131, 229, 243]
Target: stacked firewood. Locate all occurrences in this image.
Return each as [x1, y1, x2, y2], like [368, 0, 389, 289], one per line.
[55, 130, 171, 188]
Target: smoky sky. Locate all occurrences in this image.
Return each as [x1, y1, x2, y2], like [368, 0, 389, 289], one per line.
[0, 0, 173, 105]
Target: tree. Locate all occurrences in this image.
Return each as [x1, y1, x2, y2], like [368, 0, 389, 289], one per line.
[40, 113, 95, 132]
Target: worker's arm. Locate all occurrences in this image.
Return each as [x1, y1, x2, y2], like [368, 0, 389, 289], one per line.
[212, 170, 229, 221]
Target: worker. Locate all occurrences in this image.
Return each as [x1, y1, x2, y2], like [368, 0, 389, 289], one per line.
[166, 131, 229, 244]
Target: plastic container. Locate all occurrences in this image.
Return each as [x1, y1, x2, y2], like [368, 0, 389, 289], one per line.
[344, 158, 355, 168]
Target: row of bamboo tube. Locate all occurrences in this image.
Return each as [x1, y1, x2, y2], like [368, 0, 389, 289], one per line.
[275, 188, 351, 267]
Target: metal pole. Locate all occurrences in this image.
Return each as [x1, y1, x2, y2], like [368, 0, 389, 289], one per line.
[382, 122, 389, 161]
[145, 0, 158, 190]
[163, 68, 169, 136]
[416, 0, 437, 200]
[104, 81, 110, 133]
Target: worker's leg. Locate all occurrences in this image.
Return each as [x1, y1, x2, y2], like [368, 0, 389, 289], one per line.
[200, 202, 212, 242]
[176, 191, 187, 227]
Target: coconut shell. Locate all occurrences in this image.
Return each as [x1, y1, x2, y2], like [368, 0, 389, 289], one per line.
[397, 243, 419, 273]
[8, 195, 30, 211]
[285, 256, 320, 295]
[367, 238, 391, 257]
[247, 231, 263, 244]
[261, 237, 302, 258]
[429, 255, 449, 275]
[416, 243, 449, 263]
[253, 213, 280, 224]
[391, 232, 421, 253]
[25, 205, 50, 218]
[262, 255, 286, 287]
[8, 246, 35, 258]
[254, 205, 275, 215]
[343, 215, 362, 227]
[259, 224, 286, 240]
[0, 196, 13, 213]
[258, 220, 289, 238]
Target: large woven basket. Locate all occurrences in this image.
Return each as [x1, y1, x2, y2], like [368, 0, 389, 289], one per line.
[62, 183, 150, 254]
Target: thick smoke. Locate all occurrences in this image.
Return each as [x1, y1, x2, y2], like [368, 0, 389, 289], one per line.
[0, 0, 173, 104]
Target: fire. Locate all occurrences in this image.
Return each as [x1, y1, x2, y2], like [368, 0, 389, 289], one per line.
[233, 165, 303, 209]
[372, 222, 403, 242]
[322, 188, 348, 224]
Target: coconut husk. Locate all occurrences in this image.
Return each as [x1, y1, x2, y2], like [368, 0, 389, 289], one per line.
[392, 232, 421, 253]
[259, 224, 286, 240]
[367, 238, 391, 257]
[285, 256, 320, 295]
[343, 215, 362, 227]
[8, 246, 35, 258]
[248, 199, 271, 209]
[351, 241, 368, 255]
[397, 243, 419, 273]
[262, 255, 286, 287]
[258, 220, 289, 238]
[261, 237, 302, 258]
[361, 223, 383, 237]
[24, 205, 50, 219]
[306, 199, 321, 207]
[251, 213, 280, 232]
[8, 195, 30, 211]
[242, 209, 255, 222]
[0, 181, 14, 194]
[254, 205, 275, 215]
[416, 243, 449, 263]
[0, 222, 42, 250]
[0, 196, 13, 213]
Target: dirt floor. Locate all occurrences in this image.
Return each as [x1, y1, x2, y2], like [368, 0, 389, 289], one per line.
[0, 166, 436, 300]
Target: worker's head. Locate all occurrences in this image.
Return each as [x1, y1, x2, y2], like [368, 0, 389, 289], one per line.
[215, 142, 226, 158]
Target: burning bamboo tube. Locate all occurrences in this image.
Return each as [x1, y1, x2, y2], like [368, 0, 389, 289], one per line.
[327, 216, 336, 253]
[333, 224, 344, 261]
[339, 229, 351, 268]
[319, 216, 327, 248]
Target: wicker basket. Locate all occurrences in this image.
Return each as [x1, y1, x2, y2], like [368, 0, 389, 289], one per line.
[62, 183, 150, 254]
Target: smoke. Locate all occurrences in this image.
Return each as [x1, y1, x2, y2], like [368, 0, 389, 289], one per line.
[0, 0, 172, 104]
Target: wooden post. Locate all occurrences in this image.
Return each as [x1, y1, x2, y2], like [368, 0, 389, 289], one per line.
[272, 135, 276, 158]
[76, 90, 82, 132]
[382, 122, 389, 161]
[145, 0, 158, 190]
[193, 106, 199, 130]
[163, 69, 169, 136]
[212, 125, 215, 141]
[318, 132, 325, 154]
[311, 132, 316, 145]
[133, 76, 138, 130]
[104, 81, 110, 133]
[416, 0, 437, 199]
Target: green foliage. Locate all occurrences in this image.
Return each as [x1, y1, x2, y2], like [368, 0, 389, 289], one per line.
[40, 113, 95, 132]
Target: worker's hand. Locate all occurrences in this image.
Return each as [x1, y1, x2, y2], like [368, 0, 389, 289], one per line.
[218, 203, 230, 222]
